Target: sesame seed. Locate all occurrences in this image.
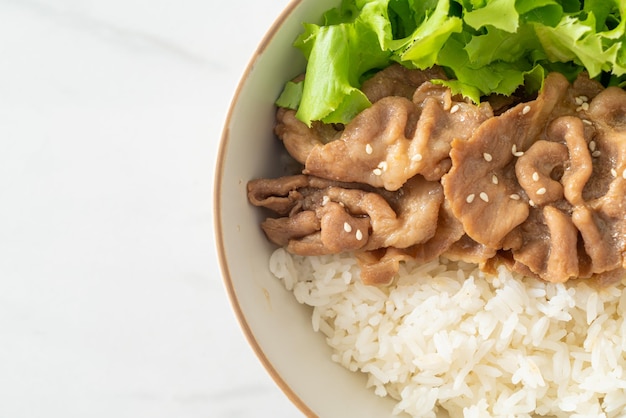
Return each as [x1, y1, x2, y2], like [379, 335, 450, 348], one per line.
[450, 104, 460, 114]
[529, 199, 535, 207]
[479, 192, 489, 202]
[522, 105, 531, 115]
[611, 168, 617, 177]
[592, 150, 601, 158]
[355, 229, 363, 241]
[511, 144, 524, 157]
[492, 174, 498, 185]
[483, 152, 493, 162]
[343, 222, 352, 233]
[411, 153, 423, 162]
[532, 172, 539, 182]
[373, 168, 382, 176]
[365, 144, 373, 155]
[589, 140, 596, 151]
[582, 119, 592, 125]
[322, 195, 330, 206]
[537, 187, 547, 195]
[575, 96, 589, 106]
[576, 102, 590, 112]
[378, 161, 388, 171]
[466, 193, 475, 203]
[510, 194, 521, 200]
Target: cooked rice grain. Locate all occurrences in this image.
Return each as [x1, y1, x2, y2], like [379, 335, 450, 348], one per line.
[269, 248, 626, 417]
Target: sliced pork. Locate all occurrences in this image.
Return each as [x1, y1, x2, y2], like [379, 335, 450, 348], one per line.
[250, 69, 626, 286]
[276, 69, 492, 192]
[247, 174, 445, 265]
[361, 63, 448, 103]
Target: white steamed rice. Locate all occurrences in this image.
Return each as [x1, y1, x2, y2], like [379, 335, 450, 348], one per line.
[269, 248, 626, 418]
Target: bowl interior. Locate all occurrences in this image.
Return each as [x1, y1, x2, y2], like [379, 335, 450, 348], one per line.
[215, 0, 403, 416]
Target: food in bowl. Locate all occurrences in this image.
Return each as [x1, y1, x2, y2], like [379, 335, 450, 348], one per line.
[241, 0, 626, 416]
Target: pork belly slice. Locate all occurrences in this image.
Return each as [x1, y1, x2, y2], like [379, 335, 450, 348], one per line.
[247, 175, 444, 259]
[442, 73, 571, 249]
[275, 107, 343, 165]
[508, 85, 626, 282]
[356, 200, 466, 285]
[302, 92, 491, 190]
[579, 87, 626, 272]
[361, 63, 448, 103]
[275, 68, 492, 192]
[511, 206, 580, 283]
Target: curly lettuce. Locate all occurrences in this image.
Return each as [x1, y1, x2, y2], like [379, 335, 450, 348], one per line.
[276, 0, 626, 126]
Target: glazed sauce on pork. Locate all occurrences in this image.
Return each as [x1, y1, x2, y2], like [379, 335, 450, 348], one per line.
[248, 65, 626, 286]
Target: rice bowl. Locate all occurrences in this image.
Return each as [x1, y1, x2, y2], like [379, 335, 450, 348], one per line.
[216, 0, 626, 416]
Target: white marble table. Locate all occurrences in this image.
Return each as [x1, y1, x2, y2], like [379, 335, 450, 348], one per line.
[0, 0, 301, 416]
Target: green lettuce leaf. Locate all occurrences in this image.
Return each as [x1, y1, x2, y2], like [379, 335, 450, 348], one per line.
[275, 81, 304, 109]
[397, 0, 463, 67]
[279, 0, 626, 126]
[463, 0, 519, 33]
[517, 0, 562, 27]
[534, 15, 617, 77]
[464, 23, 540, 66]
[294, 3, 392, 125]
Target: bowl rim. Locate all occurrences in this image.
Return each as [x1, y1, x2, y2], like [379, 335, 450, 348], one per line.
[213, 1, 316, 417]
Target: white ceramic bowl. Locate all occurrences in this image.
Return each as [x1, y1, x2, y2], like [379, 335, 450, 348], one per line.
[215, 0, 403, 416]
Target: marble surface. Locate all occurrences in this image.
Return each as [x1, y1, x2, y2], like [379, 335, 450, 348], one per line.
[0, 0, 302, 416]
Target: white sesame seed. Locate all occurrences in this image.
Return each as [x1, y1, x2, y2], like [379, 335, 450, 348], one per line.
[450, 104, 460, 114]
[479, 192, 489, 202]
[466, 193, 475, 203]
[582, 119, 592, 125]
[411, 153, 423, 162]
[581, 102, 589, 111]
[589, 140, 596, 151]
[373, 168, 382, 176]
[511, 144, 524, 157]
[575, 97, 583, 105]
[365, 143, 373, 154]
[378, 161, 388, 171]
[322, 195, 330, 206]
[611, 168, 617, 177]
[537, 187, 547, 195]
[483, 152, 493, 162]
[355, 229, 363, 241]
[580, 95, 588, 102]
[510, 194, 521, 200]
[492, 174, 498, 185]
[343, 222, 352, 233]
[522, 105, 531, 115]
[592, 150, 601, 158]
[529, 199, 535, 207]
[532, 172, 539, 182]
